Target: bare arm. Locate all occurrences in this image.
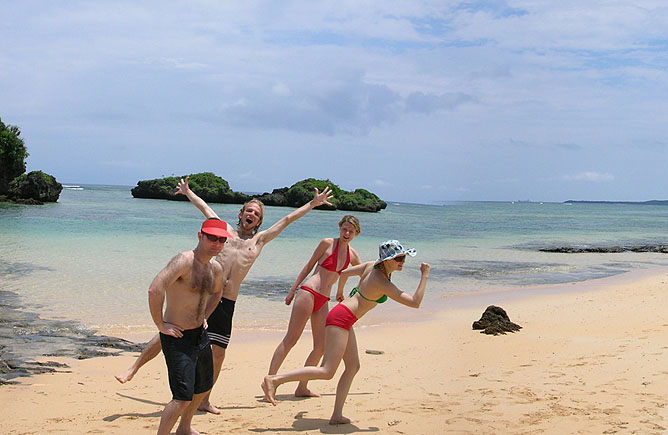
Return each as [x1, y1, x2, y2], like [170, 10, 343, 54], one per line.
[175, 176, 220, 219]
[336, 261, 373, 302]
[256, 186, 334, 246]
[349, 247, 363, 266]
[147, 253, 190, 337]
[285, 239, 330, 305]
[385, 263, 431, 308]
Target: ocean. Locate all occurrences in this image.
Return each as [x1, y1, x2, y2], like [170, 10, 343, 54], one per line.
[3, 185, 668, 371]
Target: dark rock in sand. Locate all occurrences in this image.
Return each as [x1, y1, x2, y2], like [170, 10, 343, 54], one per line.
[472, 305, 522, 335]
[0, 357, 71, 380]
[0, 289, 146, 383]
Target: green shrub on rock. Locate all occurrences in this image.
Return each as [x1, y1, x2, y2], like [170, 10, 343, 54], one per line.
[131, 173, 386, 213]
[131, 172, 249, 204]
[284, 178, 386, 212]
[338, 188, 387, 212]
[0, 117, 29, 195]
[286, 178, 340, 210]
[9, 171, 63, 203]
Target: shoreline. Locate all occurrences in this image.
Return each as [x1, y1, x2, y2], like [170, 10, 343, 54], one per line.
[3, 266, 665, 381]
[4, 267, 668, 433]
[113, 265, 668, 344]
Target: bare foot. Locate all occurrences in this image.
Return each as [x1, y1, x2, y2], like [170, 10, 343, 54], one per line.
[175, 426, 200, 435]
[262, 376, 277, 405]
[329, 415, 351, 425]
[295, 387, 321, 398]
[114, 369, 135, 384]
[197, 400, 221, 415]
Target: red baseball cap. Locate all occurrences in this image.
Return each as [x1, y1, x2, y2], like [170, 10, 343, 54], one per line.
[201, 219, 232, 239]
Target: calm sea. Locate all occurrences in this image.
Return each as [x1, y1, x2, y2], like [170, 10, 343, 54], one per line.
[3, 185, 668, 341]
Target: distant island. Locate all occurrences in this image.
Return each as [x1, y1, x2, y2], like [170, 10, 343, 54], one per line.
[131, 173, 387, 213]
[564, 200, 668, 205]
[0, 117, 62, 204]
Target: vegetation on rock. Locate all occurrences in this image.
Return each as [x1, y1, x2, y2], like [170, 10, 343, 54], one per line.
[9, 171, 63, 203]
[0, 117, 29, 195]
[0, 117, 61, 204]
[133, 174, 387, 212]
[131, 172, 250, 204]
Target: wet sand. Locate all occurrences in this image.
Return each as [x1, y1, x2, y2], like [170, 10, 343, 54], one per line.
[3, 268, 668, 434]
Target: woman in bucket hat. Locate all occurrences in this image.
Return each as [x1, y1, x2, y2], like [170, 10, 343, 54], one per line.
[262, 239, 430, 425]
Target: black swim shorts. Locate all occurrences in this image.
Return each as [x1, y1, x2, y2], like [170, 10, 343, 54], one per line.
[160, 326, 213, 401]
[207, 297, 235, 348]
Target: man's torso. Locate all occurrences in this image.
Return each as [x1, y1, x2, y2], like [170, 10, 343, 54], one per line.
[216, 235, 264, 301]
[164, 254, 221, 329]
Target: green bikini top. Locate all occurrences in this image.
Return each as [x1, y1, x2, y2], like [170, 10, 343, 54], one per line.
[350, 287, 387, 304]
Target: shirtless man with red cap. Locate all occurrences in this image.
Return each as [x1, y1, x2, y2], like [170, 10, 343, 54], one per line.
[117, 177, 333, 414]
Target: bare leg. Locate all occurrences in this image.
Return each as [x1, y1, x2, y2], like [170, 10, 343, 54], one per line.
[176, 391, 208, 435]
[115, 333, 161, 384]
[263, 325, 349, 405]
[157, 399, 189, 435]
[268, 292, 314, 376]
[197, 345, 225, 414]
[329, 327, 360, 425]
[295, 305, 328, 397]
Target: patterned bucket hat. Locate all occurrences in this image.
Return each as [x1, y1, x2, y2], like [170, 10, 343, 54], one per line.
[374, 240, 417, 265]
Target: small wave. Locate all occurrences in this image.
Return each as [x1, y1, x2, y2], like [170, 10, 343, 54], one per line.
[63, 185, 83, 190]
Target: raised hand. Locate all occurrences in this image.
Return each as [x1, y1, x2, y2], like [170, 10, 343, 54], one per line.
[175, 176, 190, 196]
[311, 186, 334, 207]
[420, 263, 431, 275]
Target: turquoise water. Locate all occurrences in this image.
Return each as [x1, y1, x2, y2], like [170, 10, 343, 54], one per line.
[2, 185, 668, 336]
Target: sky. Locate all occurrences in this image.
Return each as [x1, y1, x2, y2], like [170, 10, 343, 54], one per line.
[2, 1, 668, 204]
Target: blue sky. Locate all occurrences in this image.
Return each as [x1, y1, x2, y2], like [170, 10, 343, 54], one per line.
[2, 1, 668, 203]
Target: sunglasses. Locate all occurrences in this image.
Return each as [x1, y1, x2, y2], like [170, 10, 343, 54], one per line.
[393, 255, 406, 262]
[203, 232, 227, 243]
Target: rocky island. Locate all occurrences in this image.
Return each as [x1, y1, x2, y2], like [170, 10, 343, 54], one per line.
[131, 173, 387, 212]
[0, 117, 62, 204]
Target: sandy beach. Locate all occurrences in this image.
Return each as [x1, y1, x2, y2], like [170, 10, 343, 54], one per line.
[4, 268, 668, 434]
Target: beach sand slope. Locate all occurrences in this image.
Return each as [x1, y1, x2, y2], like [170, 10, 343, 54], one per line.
[3, 271, 668, 434]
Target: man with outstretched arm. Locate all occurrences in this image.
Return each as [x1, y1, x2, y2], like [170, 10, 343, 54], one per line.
[150, 218, 228, 435]
[117, 176, 333, 414]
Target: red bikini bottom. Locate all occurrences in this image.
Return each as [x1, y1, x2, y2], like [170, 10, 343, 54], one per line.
[325, 303, 358, 331]
[300, 286, 330, 312]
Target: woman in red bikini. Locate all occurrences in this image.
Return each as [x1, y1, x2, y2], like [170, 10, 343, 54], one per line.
[267, 215, 362, 397]
[263, 240, 430, 425]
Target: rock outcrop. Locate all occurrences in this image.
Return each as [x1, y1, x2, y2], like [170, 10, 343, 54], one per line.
[131, 172, 250, 204]
[539, 244, 668, 254]
[132, 174, 388, 213]
[472, 305, 522, 335]
[1, 118, 63, 204]
[8, 171, 63, 204]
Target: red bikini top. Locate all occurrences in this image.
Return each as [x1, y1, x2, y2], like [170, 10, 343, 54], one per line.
[319, 240, 350, 274]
